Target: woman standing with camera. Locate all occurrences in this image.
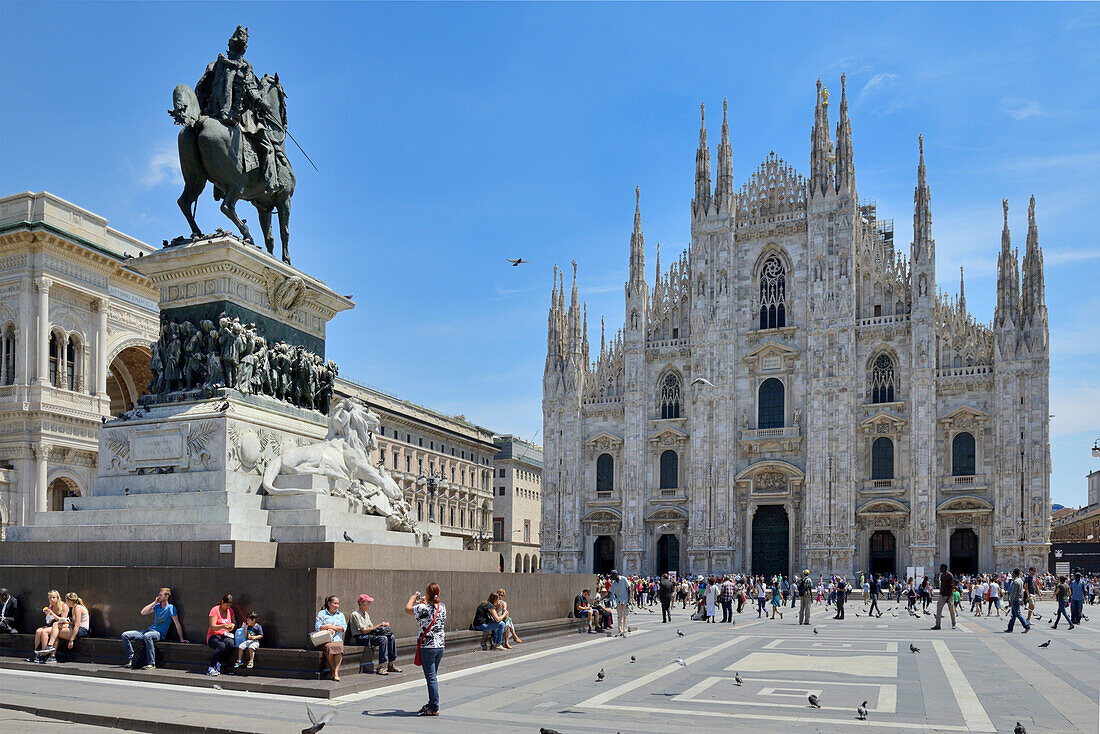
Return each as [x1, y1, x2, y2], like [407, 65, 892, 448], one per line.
[405, 583, 446, 716]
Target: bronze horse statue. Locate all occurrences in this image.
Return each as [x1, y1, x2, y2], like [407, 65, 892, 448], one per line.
[169, 76, 295, 263]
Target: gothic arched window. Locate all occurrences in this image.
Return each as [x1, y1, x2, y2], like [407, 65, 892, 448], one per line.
[952, 432, 976, 476]
[659, 373, 681, 419]
[1, 323, 15, 385]
[65, 335, 78, 391]
[596, 453, 614, 493]
[872, 437, 894, 480]
[48, 332, 62, 387]
[758, 255, 787, 329]
[758, 378, 784, 429]
[660, 450, 678, 489]
[870, 354, 896, 403]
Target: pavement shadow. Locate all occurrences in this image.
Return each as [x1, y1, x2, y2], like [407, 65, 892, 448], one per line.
[362, 708, 422, 717]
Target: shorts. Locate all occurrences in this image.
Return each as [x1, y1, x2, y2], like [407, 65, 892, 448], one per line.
[575, 609, 591, 618]
[74, 627, 88, 639]
[1027, 599, 1036, 610]
[238, 640, 260, 650]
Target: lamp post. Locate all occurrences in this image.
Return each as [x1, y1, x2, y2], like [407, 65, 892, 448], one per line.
[417, 470, 447, 523]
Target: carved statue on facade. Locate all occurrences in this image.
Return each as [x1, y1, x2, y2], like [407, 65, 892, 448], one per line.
[262, 398, 427, 539]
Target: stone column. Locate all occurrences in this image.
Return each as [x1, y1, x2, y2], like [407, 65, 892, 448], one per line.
[34, 442, 50, 515]
[35, 276, 52, 384]
[94, 298, 109, 397]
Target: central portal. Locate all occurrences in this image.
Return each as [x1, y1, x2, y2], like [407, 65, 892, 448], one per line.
[751, 505, 790, 579]
[593, 535, 615, 575]
[656, 534, 680, 576]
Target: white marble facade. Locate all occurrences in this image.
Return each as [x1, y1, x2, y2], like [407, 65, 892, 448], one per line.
[0, 192, 159, 534]
[541, 82, 1051, 579]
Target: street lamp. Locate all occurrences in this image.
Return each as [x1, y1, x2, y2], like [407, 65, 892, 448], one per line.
[416, 470, 447, 523]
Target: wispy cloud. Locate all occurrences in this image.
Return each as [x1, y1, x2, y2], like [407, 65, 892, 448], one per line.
[494, 284, 542, 298]
[1001, 98, 1046, 120]
[860, 73, 897, 96]
[995, 151, 1100, 174]
[141, 144, 182, 189]
[1044, 249, 1100, 266]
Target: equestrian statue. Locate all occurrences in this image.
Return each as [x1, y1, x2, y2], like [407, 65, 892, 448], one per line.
[168, 26, 296, 264]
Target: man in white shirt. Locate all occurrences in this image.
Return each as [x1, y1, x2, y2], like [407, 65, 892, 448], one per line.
[608, 570, 631, 636]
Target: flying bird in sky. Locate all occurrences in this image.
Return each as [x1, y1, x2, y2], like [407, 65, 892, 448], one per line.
[506, 258, 529, 266]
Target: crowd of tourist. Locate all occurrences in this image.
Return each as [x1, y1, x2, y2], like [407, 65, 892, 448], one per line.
[581, 567, 1097, 633]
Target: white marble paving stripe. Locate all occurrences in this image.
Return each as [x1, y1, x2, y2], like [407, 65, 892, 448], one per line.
[931, 640, 996, 733]
[596, 702, 976, 731]
[330, 627, 652, 704]
[981, 634, 1099, 732]
[576, 632, 754, 708]
[672, 675, 898, 713]
[0, 667, 324, 704]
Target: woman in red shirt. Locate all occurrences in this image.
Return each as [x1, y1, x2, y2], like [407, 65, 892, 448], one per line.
[205, 594, 236, 676]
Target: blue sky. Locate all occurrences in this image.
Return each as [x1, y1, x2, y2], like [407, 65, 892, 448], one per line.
[2, 2, 1098, 506]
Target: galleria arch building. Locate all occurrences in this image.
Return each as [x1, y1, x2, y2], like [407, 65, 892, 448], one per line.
[540, 81, 1051, 579]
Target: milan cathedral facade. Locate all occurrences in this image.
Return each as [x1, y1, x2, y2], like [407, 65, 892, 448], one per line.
[540, 77, 1051, 579]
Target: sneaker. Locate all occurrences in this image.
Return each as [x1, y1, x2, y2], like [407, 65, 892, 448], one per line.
[142, 664, 156, 670]
[44, 657, 58, 664]
[1022, 627, 1030, 634]
[206, 667, 220, 676]
[234, 661, 244, 668]
[40, 646, 55, 655]
[419, 709, 439, 716]
[121, 659, 134, 668]
[246, 661, 253, 669]
[1068, 624, 1074, 630]
[930, 626, 941, 630]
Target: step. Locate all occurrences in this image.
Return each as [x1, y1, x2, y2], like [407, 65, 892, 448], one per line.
[64, 491, 264, 512]
[7, 522, 272, 542]
[32, 504, 270, 528]
[92, 471, 260, 496]
[269, 524, 422, 545]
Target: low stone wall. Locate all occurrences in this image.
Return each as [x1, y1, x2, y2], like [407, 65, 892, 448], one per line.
[0, 565, 590, 648]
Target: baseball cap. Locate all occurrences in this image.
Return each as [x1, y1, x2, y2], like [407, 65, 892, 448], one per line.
[358, 594, 374, 604]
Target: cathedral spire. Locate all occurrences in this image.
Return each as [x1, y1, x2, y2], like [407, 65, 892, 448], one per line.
[995, 199, 1021, 331]
[600, 316, 606, 359]
[715, 98, 734, 211]
[834, 73, 855, 196]
[628, 187, 646, 292]
[1022, 194, 1046, 320]
[693, 103, 712, 217]
[959, 266, 966, 313]
[655, 241, 661, 283]
[547, 264, 562, 362]
[912, 135, 933, 261]
[810, 79, 834, 197]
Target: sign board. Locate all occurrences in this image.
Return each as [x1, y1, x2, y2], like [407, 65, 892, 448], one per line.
[905, 566, 915, 581]
[668, 571, 678, 581]
[1055, 562, 1070, 576]
[1048, 543, 1100, 574]
[914, 566, 925, 581]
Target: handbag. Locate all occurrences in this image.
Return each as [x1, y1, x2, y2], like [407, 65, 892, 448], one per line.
[309, 630, 333, 647]
[414, 604, 440, 667]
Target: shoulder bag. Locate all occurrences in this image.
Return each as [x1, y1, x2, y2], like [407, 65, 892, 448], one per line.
[414, 604, 439, 667]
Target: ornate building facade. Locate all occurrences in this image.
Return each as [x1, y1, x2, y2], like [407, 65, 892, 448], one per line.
[541, 79, 1051, 578]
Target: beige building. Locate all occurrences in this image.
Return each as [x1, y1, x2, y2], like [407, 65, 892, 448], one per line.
[0, 191, 498, 545]
[331, 380, 498, 549]
[492, 435, 543, 572]
[1050, 470, 1100, 544]
[0, 192, 158, 534]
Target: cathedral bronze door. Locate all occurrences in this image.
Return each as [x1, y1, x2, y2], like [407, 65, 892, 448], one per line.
[869, 530, 897, 577]
[949, 528, 978, 575]
[751, 505, 789, 579]
[593, 535, 615, 575]
[657, 534, 680, 576]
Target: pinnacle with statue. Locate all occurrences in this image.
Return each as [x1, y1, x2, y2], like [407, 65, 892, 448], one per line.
[169, 26, 297, 263]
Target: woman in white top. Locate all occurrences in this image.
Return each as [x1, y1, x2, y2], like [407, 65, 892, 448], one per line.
[704, 578, 718, 623]
[972, 580, 986, 616]
[987, 577, 1001, 616]
[31, 590, 67, 662]
[45, 592, 89, 661]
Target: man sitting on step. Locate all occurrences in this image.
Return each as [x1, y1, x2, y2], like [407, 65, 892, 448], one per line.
[120, 587, 188, 669]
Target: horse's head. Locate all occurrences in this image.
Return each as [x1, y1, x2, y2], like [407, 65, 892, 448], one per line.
[257, 74, 287, 130]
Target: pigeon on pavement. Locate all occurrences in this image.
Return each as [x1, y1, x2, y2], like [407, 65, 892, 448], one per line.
[671, 657, 688, 668]
[303, 706, 334, 734]
[629, 656, 636, 663]
[857, 700, 868, 720]
[813, 627, 818, 634]
[734, 673, 742, 686]
[1038, 640, 1051, 648]
[808, 694, 821, 708]
[676, 629, 685, 636]
[596, 668, 605, 682]
[909, 644, 920, 653]
[1014, 723, 1026, 734]
[342, 531, 353, 543]
[540, 729, 564, 734]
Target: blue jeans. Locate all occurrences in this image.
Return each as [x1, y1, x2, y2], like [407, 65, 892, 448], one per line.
[1006, 601, 1030, 632]
[420, 647, 444, 711]
[475, 621, 506, 645]
[1070, 599, 1084, 624]
[1053, 600, 1072, 627]
[121, 629, 161, 667]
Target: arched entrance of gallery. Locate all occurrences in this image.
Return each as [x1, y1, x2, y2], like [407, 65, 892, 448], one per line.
[751, 505, 789, 579]
[869, 530, 897, 577]
[106, 344, 152, 415]
[593, 535, 615, 575]
[656, 534, 680, 576]
[949, 528, 979, 575]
